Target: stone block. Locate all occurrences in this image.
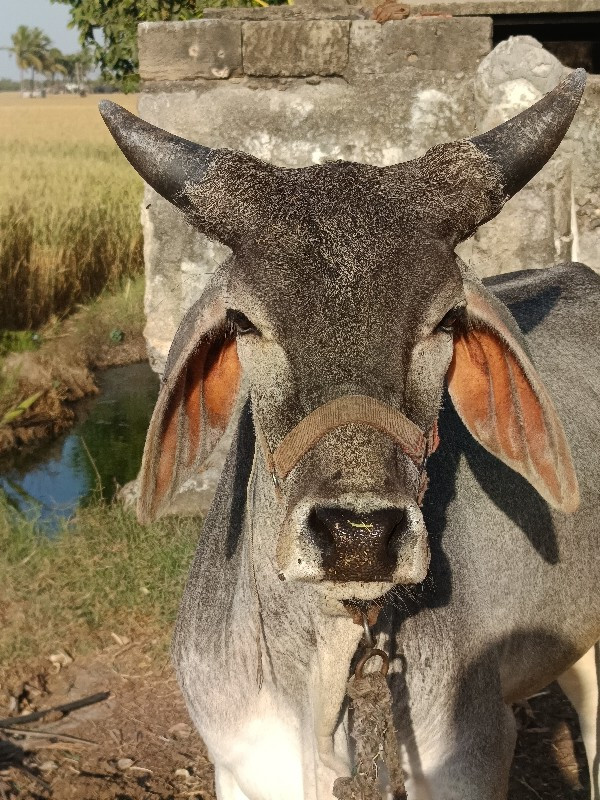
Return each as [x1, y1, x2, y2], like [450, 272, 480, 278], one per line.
[348, 17, 492, 75]
[402, 0, 600, 14]
[569, 77, 600, 273]
[242, 21, 350, 77]
[474, 35, 565, 116]
[204, 5, 368, 20]
[294, 0, 356, 8]
[138, 20, 242, 82]
[141, 187, 232, 372]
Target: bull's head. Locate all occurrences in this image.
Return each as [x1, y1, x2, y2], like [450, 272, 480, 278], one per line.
[101, 71, 582, 602]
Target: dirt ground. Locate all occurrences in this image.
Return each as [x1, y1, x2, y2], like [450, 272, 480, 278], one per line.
[0, 638, 589, 800]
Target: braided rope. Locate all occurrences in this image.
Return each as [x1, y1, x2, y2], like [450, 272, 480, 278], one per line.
[334, 665, 407, 800]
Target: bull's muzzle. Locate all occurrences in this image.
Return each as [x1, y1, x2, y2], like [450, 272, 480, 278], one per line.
[279, 495, 429, 588]
[257, 394, 437, 587]
[308, 506, 405, 581]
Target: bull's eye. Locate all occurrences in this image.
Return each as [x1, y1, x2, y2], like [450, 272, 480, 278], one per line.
[436, 306, 466, 335]
[227, 310, 258, 337]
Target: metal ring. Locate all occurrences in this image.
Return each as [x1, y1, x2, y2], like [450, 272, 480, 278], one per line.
[355, 648, 389, 679]
[361, 614, 374, 649]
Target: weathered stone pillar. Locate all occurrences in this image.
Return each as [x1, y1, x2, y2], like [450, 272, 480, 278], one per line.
[455, 36, 596, 277]
[137, 7, 492, 371]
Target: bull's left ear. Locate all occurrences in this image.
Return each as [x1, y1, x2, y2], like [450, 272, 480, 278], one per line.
[447, 278, 579, 512]
[137, 288, 242, 523]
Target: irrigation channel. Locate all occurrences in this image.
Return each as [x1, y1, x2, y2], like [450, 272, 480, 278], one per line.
[0, 362, 159, 531]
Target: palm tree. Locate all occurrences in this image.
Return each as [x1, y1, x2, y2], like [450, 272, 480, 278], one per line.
[24, 27, 51, 92]
[42, 47, 67, 93]
[4, 25, 32, 92]
[63, 48, 93, 94]
[2, 26, 52, 93]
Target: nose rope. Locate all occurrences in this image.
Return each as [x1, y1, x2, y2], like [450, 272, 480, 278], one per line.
[333, 613, 407, 800]
[252, 394, 439, 504]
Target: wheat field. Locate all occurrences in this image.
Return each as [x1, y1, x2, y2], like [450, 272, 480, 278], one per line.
[0, 93, 144, 329]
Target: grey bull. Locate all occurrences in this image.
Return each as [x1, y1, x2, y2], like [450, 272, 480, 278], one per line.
[100, 68, 599, 800]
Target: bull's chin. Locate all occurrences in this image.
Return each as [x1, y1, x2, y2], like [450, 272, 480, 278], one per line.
[321, 579, 395, 603]
[315, 557, 430, 617]
[316, 582, 394, 618]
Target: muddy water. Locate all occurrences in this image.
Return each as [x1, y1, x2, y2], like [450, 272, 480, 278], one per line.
[0, 362, 158, 530]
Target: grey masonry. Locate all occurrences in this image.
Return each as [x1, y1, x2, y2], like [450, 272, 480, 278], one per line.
[136, 0, 600, 377]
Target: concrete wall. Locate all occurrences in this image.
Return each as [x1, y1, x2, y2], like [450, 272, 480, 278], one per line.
[137, 7, 600, 372]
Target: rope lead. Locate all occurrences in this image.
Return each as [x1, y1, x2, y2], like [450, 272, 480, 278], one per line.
[333, 616, 407, 800]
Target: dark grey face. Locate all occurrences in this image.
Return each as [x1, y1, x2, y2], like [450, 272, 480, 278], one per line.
[100, 71, 584, 600]
[224, 163, 466, 593]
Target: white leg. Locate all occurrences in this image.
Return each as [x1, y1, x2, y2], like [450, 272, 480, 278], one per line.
[558, 642, 600, 799]
[214, 765, 252, 800]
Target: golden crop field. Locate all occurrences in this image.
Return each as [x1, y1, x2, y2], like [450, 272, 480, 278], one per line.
[0, 93, 144, 329]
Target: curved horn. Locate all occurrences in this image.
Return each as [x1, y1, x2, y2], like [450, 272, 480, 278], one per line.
[99, 101, 270, 247]
[471, 68, 586, 200]
[99, 100, 216, 211]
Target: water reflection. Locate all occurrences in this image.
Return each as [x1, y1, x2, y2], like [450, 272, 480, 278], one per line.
[0, 362, 158, 530]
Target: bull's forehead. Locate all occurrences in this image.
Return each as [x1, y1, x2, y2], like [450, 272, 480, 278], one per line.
[254, 157, 461, 239]
[228, 205, 462, 394]
[232, 157, 462, 286]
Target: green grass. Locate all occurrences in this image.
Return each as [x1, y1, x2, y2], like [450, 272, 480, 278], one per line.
[0, 331, 41, 358]
[0, 275, 147, 440]
[46, 272, 147, 364]
[0, 498, 200, 671]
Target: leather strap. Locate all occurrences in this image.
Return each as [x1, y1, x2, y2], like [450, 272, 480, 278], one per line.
[255, 394, 436, 483]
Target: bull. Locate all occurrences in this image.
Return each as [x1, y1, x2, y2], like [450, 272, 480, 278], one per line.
[100, 68, 600, 800]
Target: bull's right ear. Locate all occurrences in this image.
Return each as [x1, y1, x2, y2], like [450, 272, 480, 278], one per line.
[137, 290, 241, 523]
[447, 277, 579, 513]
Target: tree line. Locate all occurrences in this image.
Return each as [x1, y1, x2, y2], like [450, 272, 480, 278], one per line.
[4, 25, 93, 94]
[51, 0, 289, 92]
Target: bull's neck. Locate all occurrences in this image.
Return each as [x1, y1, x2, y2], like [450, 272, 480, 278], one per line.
[174, 433, 363, 773]
[247, 447, 364, 763]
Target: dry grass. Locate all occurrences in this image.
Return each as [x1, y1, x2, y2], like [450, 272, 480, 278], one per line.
[0, 93, 143, 329]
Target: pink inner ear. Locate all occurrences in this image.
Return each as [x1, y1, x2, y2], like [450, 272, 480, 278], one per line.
[184, 347, 205, 467]
[155, 373, 185, 509]
[150, 337, 241, 516]
[203, 337, 241, 432]
[448, 326, 578, 512]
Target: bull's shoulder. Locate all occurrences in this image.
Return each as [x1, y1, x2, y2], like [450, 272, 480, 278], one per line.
[483, 263, 600, 334]
[484, 262, 600, 308]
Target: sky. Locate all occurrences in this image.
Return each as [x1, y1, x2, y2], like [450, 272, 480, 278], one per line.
[0, 0, 81, 80]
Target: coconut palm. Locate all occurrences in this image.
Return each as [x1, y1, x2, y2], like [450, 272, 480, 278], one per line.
[24, 28, 52, 91]
[2, 26, 52, 92]
[63, 48, 93, 93]
[42, 47, 68, 92]
[3, 25, 32, 91]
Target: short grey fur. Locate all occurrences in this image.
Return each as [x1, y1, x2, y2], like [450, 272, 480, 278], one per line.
[100, 72, 599, 800]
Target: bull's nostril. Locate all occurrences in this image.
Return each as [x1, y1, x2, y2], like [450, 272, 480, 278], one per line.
[307, 508, 336, 565]
[308, 506, 406, 581]
[387, 508, 408, 557]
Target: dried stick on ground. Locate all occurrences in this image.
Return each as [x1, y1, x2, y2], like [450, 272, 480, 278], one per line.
[0, 691, 110, 729]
